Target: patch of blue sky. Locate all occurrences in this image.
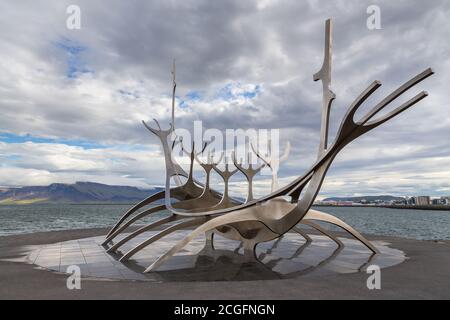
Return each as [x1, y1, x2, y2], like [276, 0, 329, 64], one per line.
[54, 37, 93, 78]
[216, 83, 235, 100]
[179, 99, 188, 108]
[240, 84, 261, 98]
[0, 132, 106, 150]
[186, 90, 202, 100]
[177, 91, 203, 108]
[158, 84, 259, 109]
[215, 83, 261, 101]
[54, 37, 86, 54]
[3, 155, 21, 161]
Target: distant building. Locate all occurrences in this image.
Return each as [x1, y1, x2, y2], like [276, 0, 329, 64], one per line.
[431, 198, 442, 205]
[337, 201, 353, 206]
[441, 197, 450, 205]
[314, 200, 338, 206]
[415, 196, 430, 205]
[393, 198, 407, 205]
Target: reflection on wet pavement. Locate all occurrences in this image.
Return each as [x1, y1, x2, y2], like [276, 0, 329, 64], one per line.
[28, 230, 405, 282]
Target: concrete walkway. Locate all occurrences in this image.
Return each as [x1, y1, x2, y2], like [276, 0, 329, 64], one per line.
[1, 228, 449, 299]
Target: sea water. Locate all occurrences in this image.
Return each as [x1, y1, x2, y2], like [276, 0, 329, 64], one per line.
[0, 204, 449, 240]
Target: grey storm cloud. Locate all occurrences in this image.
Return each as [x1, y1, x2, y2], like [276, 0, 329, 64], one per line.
[0, 0, 449, 198]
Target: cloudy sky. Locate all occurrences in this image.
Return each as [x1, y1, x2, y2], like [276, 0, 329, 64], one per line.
[0, 0, 449, 199]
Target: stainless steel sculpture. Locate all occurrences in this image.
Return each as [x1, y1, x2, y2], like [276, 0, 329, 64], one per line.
[104, 19, 433, 273]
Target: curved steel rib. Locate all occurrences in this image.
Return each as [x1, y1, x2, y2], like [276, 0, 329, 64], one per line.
[105, 138, 215, 243]
[106, 214, 183, 253]
[144, 209, 267, 272]
[104, 183, 205, 244]
[299, 220, 343, 247]
[304, 210, 378, 253]
[103, 204, 167, 245]
[106, 190, 165, 238]
[120, 216, 208, 262]
[292, 226, 312, 243]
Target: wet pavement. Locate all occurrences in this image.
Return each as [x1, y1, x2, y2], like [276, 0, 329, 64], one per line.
[28, 230, 405, 282]
[1, 227, 449, 299]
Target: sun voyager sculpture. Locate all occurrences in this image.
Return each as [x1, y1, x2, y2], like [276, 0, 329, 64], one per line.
[103, 19, 433, 273]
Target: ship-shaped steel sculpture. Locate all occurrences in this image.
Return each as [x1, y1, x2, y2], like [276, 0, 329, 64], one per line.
[103, 19, 433, 273]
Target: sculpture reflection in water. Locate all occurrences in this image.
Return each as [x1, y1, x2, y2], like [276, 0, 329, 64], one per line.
[103, 18, 433, 273]
[109, 231, 403, 282]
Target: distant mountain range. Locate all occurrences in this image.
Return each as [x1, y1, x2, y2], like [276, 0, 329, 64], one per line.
[322, 195, 405, 202]
[0, 183, 407, 205]
[0, 182, 163, 204]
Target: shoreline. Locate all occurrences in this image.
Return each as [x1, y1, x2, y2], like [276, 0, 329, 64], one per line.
[314, 204, 450, 211]
[0, 202, 142, 206]
[1, 202, 448, 211]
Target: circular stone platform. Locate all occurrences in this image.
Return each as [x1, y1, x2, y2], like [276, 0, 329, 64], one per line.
[27, 230, 405, 282]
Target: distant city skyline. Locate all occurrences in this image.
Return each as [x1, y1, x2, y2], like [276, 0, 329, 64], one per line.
[0, 1, 449, 199]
